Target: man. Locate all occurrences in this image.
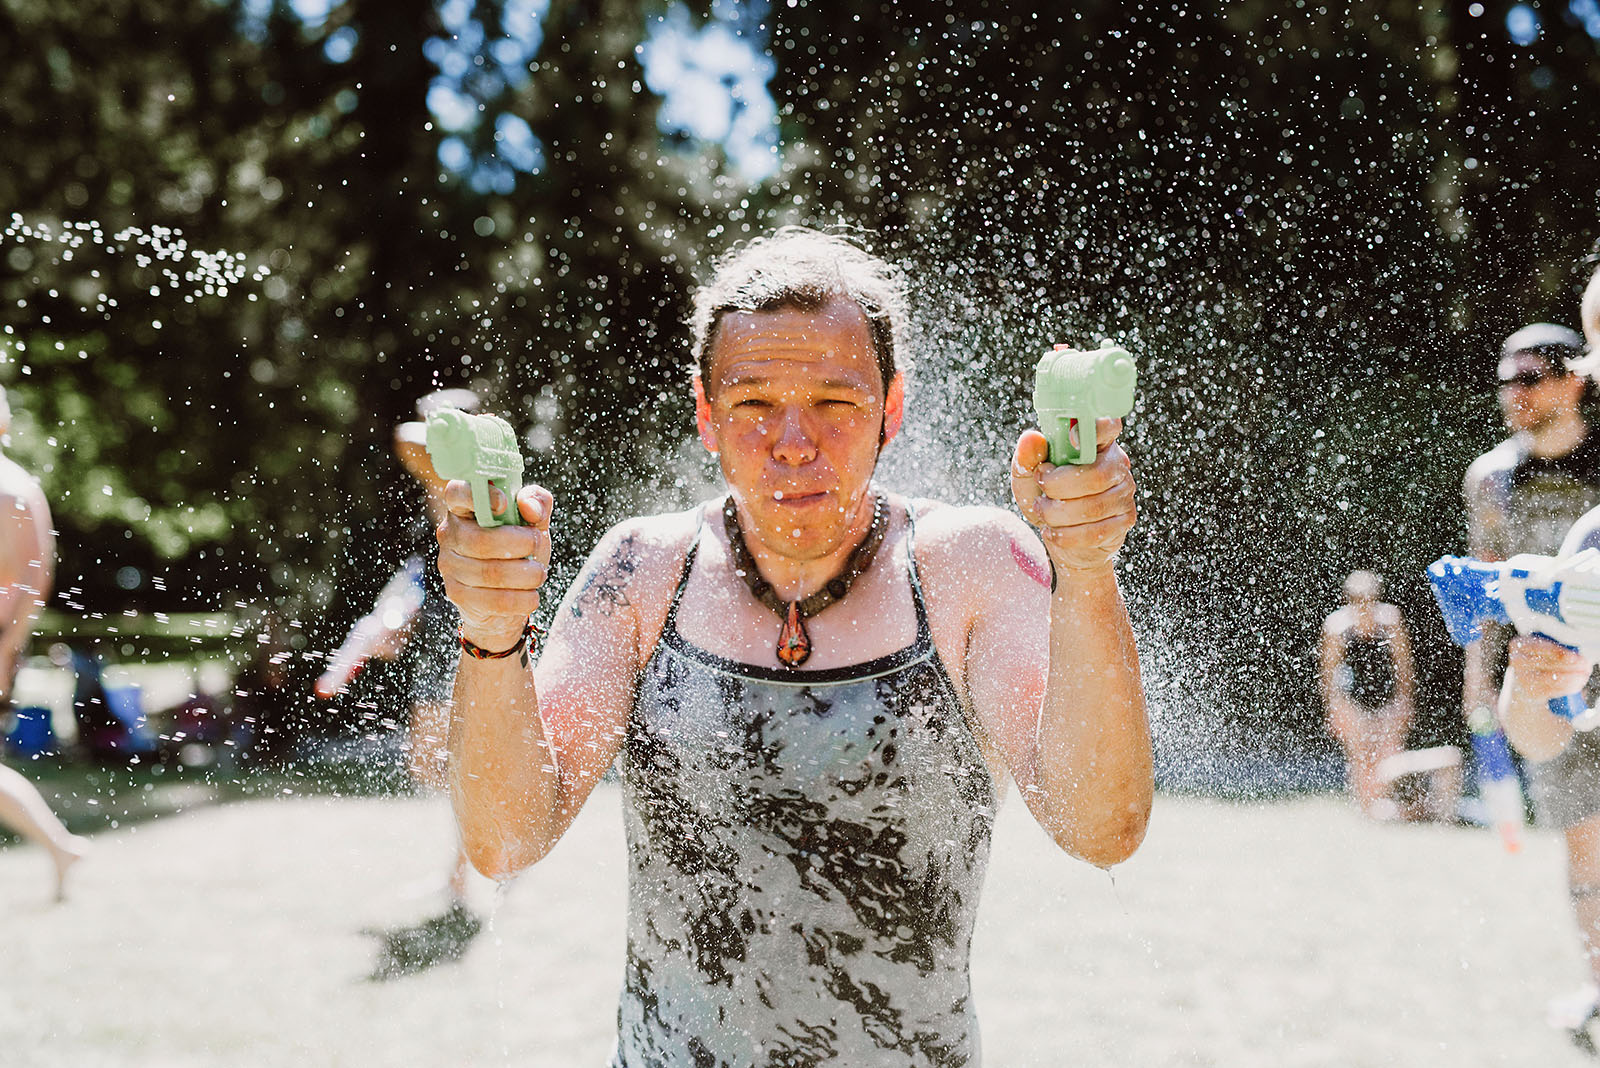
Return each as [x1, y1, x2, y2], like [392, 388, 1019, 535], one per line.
[1496, 267, 1600, 1036]
[1462, 323, 1600, 799]
[317, 388, 484, 975]
[437, 228, 1150, 1065]
[1318, 570, 1417, 817]
[0, 385, 89, 900]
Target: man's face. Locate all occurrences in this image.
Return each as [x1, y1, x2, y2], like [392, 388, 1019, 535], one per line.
[695, 295, 903, 561]
[1497, 352, 1581, 433]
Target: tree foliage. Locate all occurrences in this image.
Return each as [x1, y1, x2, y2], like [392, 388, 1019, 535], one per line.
[2, 0, 1597, 755]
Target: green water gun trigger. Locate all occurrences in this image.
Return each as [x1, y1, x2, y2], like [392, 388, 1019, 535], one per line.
[424, 408, 525, 528]
[1031, 339, 1138, 465]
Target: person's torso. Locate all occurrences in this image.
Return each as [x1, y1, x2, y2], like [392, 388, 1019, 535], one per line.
[1337, 626, 1396, 709]
[613, 502, 997, 1068]
[1480, 433, 1600, 558]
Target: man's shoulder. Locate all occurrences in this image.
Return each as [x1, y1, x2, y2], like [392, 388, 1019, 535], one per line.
[1465, 435, 1526, 488]
[562, 505, 704, 625]
[908, 498, 1032, 546]
[0, 458, 46, 521]
[906, 498, 1043, 583]
[1322, 606, 1354, 636]
[590, 505, 704, 570]
[1560, 505, 1600, 557]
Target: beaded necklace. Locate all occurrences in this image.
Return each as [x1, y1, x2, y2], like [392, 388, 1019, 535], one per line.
[721, 491, 889, 668]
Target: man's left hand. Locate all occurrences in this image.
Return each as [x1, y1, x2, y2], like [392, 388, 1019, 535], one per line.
[1011, 417, 1136, 575]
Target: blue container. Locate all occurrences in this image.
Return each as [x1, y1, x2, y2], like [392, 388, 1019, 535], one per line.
[102, 685, 158, 755]
[4, 706, 58, 757]
[103, 684, 145, 730]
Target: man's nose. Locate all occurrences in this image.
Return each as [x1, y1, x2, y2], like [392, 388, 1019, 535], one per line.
[770, 407, 817, 466]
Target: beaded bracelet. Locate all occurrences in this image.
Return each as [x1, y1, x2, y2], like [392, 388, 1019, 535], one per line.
[459, 616, 542, 660]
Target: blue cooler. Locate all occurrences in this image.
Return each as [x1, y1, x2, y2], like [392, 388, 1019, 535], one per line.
[4, 706, 58, 758]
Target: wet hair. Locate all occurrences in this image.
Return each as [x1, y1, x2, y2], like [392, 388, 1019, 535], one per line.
[1343, 570, 1382, 601]
[1500, 322, 1586, 373]
[689, 227, 909, 392]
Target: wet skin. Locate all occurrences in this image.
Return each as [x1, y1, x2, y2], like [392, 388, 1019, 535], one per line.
[692, 295, 907, 601]
[1498, 352, 1584, 436]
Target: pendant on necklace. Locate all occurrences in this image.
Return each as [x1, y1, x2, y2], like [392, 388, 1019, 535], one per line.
[776, 601, 812, 667]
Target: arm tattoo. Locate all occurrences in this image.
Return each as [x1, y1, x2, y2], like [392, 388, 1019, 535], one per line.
[1009, 536, 1052, 589]
[571, 534, 640, 620]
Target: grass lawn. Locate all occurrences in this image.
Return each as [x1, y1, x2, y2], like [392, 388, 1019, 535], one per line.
[1, 773, 1596, 1067]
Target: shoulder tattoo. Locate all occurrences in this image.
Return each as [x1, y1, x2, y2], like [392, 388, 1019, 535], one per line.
[571, 534, 640, 620]
[1009, 535, 1052, 589]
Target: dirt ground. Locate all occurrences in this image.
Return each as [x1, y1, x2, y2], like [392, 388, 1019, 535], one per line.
[1, 783, 1595, 1067]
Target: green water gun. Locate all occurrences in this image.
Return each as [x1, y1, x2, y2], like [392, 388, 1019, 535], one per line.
[424, 408, 525, 527]
[1031, 339, 1138, 464]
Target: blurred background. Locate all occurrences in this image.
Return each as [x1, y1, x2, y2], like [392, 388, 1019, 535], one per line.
[6, 2, 1600, 1064]
[2, 0, 1600, 796]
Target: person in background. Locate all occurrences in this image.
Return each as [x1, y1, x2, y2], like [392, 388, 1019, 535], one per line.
[0, 385, 89, 900]
[1319, 569, 1417, 817]
[317, 388, 484, 976]
[1492, 266, 1600, 1039]
[1462, 323, 1600, 826]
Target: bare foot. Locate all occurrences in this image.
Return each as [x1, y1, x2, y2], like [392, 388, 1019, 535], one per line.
[50, 835, 90, 902]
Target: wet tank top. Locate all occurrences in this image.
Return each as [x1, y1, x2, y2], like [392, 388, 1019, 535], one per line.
[1467, 432, 1600, 560]
[612, 505, 998, 1068]
[1336, 628, 1396, 710]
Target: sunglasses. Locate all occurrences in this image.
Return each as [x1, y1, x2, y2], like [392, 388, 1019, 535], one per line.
[1498, 369, 1560, 388]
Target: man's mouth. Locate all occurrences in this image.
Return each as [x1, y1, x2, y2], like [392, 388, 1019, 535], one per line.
[770, 490, 830, 507]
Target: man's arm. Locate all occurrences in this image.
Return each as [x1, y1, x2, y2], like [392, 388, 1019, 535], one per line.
[964, 420, 1149, 868]
[1500, 504, 1600, 760]
[313, 559, 425, 698]
[440, 484, 663, 879]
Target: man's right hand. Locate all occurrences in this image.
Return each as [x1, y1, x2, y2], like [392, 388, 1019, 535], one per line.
[437, 481, 553, 652]
[1502, 635, 1593, 761]
[1506, 636, 1593, 703]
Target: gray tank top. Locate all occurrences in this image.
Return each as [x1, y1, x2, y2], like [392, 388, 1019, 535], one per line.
[612, 504, 998, 1068]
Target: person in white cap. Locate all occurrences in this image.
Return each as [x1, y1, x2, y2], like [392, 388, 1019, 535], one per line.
[1491, 265, 1600, 1041]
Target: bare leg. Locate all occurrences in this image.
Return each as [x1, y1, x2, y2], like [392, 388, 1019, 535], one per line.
[1567, 814, 1600, 987]
[409, 700, 474, 905]
[1341, 732, 1385, 814]
[1425, 761, 1463, 823]
[448, 846, 471, 902]
[0, 763, 88, 900]
[1373, 713, 1409, 768]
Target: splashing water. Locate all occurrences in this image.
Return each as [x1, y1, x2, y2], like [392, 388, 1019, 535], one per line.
[3, 213, 269, 321]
